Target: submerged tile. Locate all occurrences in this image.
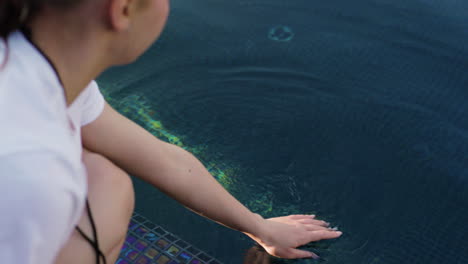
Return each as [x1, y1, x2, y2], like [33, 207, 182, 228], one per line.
[166, 245, 180, 256]
[156, 239, 170, 249]
[156, 254, 171, 264]
[135, 240, 149, 251]
[144, 247, 160, 259]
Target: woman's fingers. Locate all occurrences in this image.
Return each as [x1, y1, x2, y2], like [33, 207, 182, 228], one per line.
[303, 224, 331, 232]
[288, 214, 316, 220]
[308, 230, 343, 241]
[286, 248, 319, 259]
[297, 218, 330, 227]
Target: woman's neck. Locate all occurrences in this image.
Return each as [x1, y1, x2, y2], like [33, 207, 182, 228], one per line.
[28, 9, 111, 106]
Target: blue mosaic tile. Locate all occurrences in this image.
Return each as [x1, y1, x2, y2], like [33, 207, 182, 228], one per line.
[177, 252, 193, 263]
[118, 212, 222, 264]
[129, 221, 139, 231]
[135, 240, 150, 251]
[122, 242, 130, 252]
[116, 259, 131, 264]
[135, 226, 150, 236]
[124, 248, 140, 261]
[144, 232, 159, 242]
[126, 235, 137, 245]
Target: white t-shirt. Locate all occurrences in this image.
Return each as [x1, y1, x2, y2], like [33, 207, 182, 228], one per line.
[0, 31, 105, 263]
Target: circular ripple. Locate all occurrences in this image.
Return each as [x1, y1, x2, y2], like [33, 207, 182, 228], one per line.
[268, 25, 294, 42]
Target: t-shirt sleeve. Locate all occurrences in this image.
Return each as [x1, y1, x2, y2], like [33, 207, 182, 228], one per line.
[0, 152, 84, 264]
[79, 80, 105, 126]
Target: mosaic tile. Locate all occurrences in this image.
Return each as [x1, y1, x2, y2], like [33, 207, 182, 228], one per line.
[177, 252, 193, 263]
[197, 253, 211, 262]
[119, 212, 222, 264]
[133, 215, 146, 223]
[144, 232, 159, 242]
[166, 245, 180, 256]
[156, 238, 170, 249]
[116, 259, 130, 264]
[135, 240, 149, 251]
[144, 247, 160, 259]
[129, 222, 139, 231]
[135, 226, 150, 236]
[135, 255, 152, 264]
[124, 248, 140, 261]
[154, 227, 167, 236]
[121, 242, 130, 252]
[144, 222, 156, 230]
[185, 246, 200, 256]
[126, 235, 137, 245]
[175, 240, 189, 249]
[156, 254, 172, 264]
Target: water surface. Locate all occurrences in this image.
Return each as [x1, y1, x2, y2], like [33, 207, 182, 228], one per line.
[99, 0, 468, 263]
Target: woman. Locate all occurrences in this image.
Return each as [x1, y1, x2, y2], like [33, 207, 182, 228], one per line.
[0, 0, 342, 263]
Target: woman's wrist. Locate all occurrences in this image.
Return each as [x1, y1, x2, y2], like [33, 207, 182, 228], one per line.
[243, 213, 268, 241]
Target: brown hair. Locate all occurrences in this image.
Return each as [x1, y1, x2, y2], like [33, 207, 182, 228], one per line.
[1, 0, 34, 39]
[0, 0, 81, 68]
[0, 0, 83, 39]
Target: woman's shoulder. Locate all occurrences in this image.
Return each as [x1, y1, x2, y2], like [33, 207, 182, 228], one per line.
[0, 32, 75, 156]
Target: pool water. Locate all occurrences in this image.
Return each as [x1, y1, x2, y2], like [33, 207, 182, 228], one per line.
[98, 0, 468, 263]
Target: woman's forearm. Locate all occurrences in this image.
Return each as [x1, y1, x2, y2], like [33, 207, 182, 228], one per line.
[134, 143, 263, 233]
[130, 141, 264, 235]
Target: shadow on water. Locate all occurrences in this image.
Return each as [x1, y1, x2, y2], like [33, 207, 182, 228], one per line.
[98, 0, 468, 263]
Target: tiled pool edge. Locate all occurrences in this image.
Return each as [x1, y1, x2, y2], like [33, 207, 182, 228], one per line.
[117, 212, 223, 264]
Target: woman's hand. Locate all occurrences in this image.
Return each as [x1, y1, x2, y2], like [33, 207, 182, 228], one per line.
[245, 214, 342, 259]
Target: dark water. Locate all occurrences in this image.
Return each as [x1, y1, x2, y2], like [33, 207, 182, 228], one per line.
[98, 0, 468, 263]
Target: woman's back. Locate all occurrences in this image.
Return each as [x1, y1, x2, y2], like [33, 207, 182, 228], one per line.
[0, 31, 105, 263]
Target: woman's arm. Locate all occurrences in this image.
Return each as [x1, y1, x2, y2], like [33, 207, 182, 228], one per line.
[82, 102, 342, 259]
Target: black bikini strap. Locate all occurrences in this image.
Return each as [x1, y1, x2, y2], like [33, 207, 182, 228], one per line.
[75, 199, 107, 264]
